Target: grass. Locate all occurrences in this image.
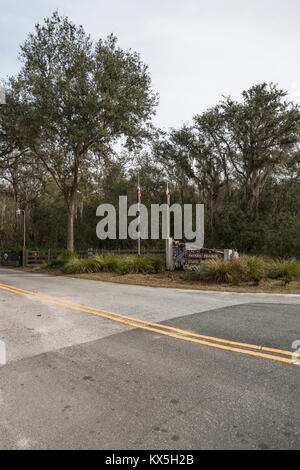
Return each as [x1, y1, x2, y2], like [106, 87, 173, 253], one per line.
[43, 251, 166, 276]
[197, 255, 300, 286]
[15, 265, 300, 294]
[29, 252, 300, 294]
[266, 259, 300, 280]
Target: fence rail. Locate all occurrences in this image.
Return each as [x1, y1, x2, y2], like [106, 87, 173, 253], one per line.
[26, 249, 165, 265]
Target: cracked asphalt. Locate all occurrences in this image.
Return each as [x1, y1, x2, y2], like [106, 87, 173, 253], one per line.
[0, 267, 299, 449]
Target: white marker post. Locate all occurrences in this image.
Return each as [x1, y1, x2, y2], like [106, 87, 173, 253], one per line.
[137, 174, 141, 256]
[166, 182, 172, 270]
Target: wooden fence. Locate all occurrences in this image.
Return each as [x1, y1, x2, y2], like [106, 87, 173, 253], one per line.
[25, 249, 165, 265]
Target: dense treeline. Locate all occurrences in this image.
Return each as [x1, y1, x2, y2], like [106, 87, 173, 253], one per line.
[0, 12, 300, 257]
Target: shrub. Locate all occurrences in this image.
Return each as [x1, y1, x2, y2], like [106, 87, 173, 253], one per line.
[92, 254, 105, 270]
[62, 256, 103, 274]
[58, 250, 78, 263]
[133, 256, 154, 274]
[61, 258, 83, 274]
[102, 255, 121, 272]
[49, 252, 165, 275]
[50, 250, 78, 267]
[118, 262, 134, 274]
[196, 255, 300, 285]
[199, 259, 229, 283]
[199, 256, 261, 284]
[228, 256, 251, 283]
[41, 262, 51, 269]
[252, 273, 264, 286]
[282, 277, 292, 286]
[146, 255, 166, 273]
[266, 259, 300, 280]
[102, 254, 166, 275]
[247, 255, 265, 282]
[111, 255, 166, 275]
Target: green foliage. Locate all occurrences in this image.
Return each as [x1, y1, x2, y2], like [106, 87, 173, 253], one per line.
[1, 16, 300, 258]
[266, 259, 300, 280]
[102, 256, 121, 272]
[55, 253, 165, 275]
[62, 256, 103, 274]
[58, 251, 78, 263]
[198, 256, 300, 284]
[41, 263, 51, 269]
[282, 277, 292, 286]
[117, 255, 166, 275]
[247, 256, 265, 284]
[50, 250, 78, 267]
[182, 271, 200, 282]
[228, 257, 251, 283]
[146, 255, 166, 273]
[199, 259, 229, 283]
[2, 11, 158, 251]
[252, 273, 264, 286]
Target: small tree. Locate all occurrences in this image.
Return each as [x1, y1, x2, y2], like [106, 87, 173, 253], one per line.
[13, 11, 157, 250]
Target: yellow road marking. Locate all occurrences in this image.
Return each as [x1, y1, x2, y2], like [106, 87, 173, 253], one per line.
[0, 281, 298, 358]
[0, 281, 299, 366]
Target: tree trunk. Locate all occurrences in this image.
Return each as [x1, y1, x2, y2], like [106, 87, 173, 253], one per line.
[67, 196, 75, 252]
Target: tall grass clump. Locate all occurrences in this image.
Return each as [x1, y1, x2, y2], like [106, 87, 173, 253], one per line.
[195, 255, 300, 285]
[146, 255, 166, 273]
[102, 255, 121, 272]
[198, 255, 266, 285]
[118, 255, 165, 274]
[50, 250, 78, 267]
[133, 256, 156, 274]
[266, 259, 300, 280]
[227, 256, 251, 284]
[62, 256, 104, 274]
[54, 253, 165, 275]
[246, 255, 266, 284]
[198, 259, 229, 283]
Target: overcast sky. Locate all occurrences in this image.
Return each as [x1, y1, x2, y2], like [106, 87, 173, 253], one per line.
[1, 0, 300, 129]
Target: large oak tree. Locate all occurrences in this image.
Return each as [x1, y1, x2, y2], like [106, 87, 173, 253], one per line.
[12, 11, 157, 250]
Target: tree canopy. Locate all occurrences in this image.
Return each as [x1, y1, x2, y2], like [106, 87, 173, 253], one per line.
[1, 13, 300, 258]
[1, 11, 158, 250]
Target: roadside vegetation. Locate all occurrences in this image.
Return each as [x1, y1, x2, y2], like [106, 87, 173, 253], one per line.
[42, 251, 166, 275]
[39, 251, 300, 292]
[184, 256, 300, 286]
[1, 14, 300, 260]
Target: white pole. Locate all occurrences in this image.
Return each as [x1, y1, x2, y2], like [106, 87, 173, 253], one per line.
[166, 182, 170, 269]
[23, 210, 26, 249]
[16, 208, 26, 266]
[138, 174, 141, 256]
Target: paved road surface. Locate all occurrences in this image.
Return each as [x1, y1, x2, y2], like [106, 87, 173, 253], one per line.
[0, 267, 299, 449]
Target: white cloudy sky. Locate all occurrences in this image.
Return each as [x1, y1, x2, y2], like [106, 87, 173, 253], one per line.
[1, 0, 300, 129]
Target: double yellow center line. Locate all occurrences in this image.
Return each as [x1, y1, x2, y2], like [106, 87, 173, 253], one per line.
[0, 281, 299, 366]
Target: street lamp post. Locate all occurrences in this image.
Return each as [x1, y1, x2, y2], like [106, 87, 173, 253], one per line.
[16, 209, 26, 266]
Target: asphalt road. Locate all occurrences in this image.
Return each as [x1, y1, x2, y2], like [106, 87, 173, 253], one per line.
[0, 267, 299, 450]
